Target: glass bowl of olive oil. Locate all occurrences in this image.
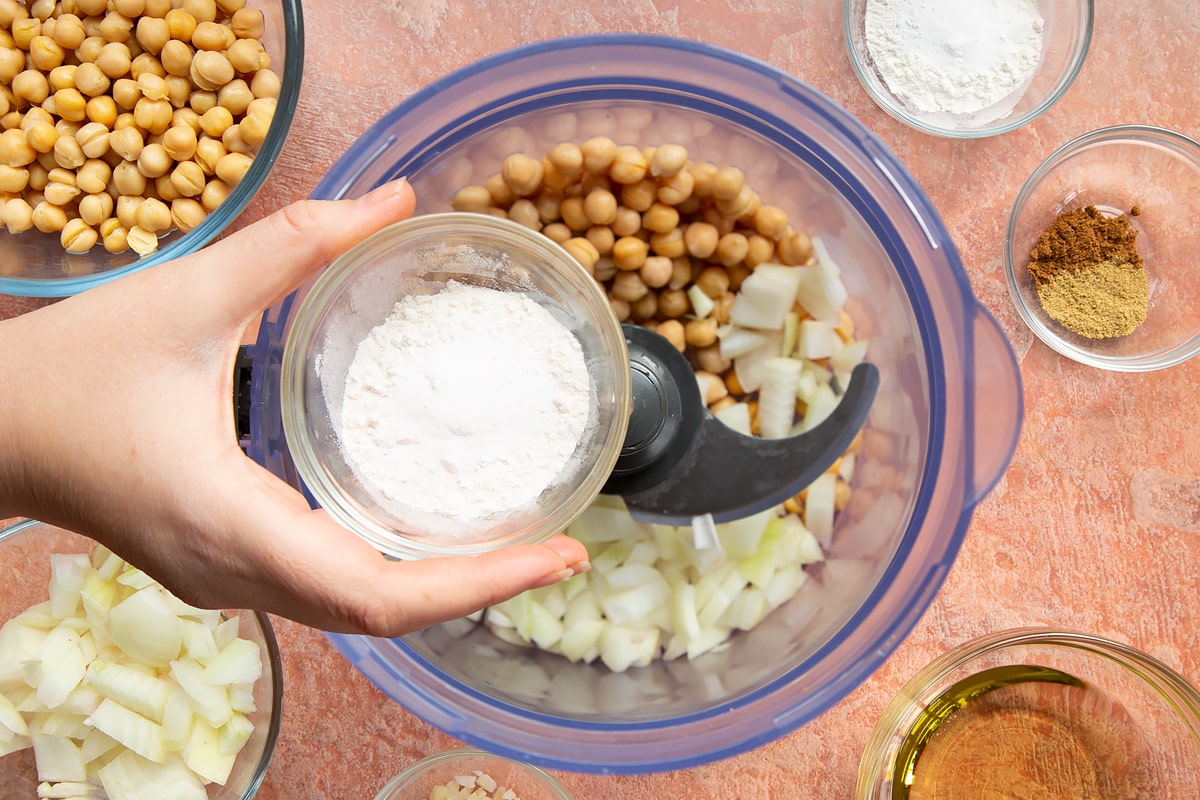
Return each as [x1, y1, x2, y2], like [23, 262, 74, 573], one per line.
[857, 628, 1200, 800]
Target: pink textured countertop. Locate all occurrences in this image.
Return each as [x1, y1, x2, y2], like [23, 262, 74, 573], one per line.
[4, 2, 1200, 798]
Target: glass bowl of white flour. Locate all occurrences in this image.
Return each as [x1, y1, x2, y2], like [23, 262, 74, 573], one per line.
[279, 212, 632, 559]
[843, 0, 1093, 137]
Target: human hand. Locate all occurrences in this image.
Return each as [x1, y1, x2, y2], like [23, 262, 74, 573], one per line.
[0, 180, 590, 636]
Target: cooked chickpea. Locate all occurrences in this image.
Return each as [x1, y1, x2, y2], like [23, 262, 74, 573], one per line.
[715, 231, 749, 267]
[726, 263, 752, 292]
[777, 230, 813, 265]
[23, 121, 58, 153]
[237, 111, 270, 146]
[49, 65, 77, 93]
[3, 196, 32, 232]
[102, 221, 129, 253]
[126, 224, 158, 255]
[214, 150, 251, 186]
[610, 270, 649, 303]
[657, 287, 689, 318]
[0, 48, 23, 84]
[108, 125, 143, 160]
[189, 50, 233, 91]
[753, 204, 788, 240]
[52, 135, 84, 169]
[131, 54, 167, 81]
[695, 344, 731, 375]
[533, 193, 560, 225]
[188, 89, 217, 114]
[249, 68, 279, 99]
[745, 233, 774, 268]
[29, 35, 64, 72]
[114, 0, 147, 17]
[608, 296, 631, 322]
[450, 184, 490, 212]
[165, 9, 197, 42]
[60, 217, 98, 252]
[558, 195, 588, 231]
[165, 75, 191, 108]
[170, 196, 205, 232]
[642, 202, 679, 235]
[199, 176, 228, 211]
[612, 235, 649, 272]
[585, 225, 614, 255]
[656, 318, 686, 352]
[609, 145, 647, 184]
[227, 37, 266, 73]
[170, 106, 202, 132]
[78, 191, 113, 226]
[639, 255, 673, 289]
[72, 62, 110, 98]
[111, 77, 140, 110]
[183, 0, 218, 23]
[112, 161, 146, 195]
[52, 14, 86, 49]
[153, 173, 181, 202]
[230, 7, 263, 38]
[501, 197, 537, 230]
[547, 141, 583, 176]
[13, 69, 50, 105]
[582, 187, 617, 226]
[648, 227, 685, 259]
[135, 141, 170, 177]
[216, 78, 252, 115]
[500, 152, 542, 197]
[75, 158, 111, 193]
[160, 39, 193, 77]
[580, 135, 616, 173]
[193, 135, 225, 173]
[694, 265, 731, 299]
[711, 166, 744, 201]
[622, 182, 662, 219]
[198, 104, 232, 137]
[683, 221, 719, 259]
[134, 15, 169, 53]
[99, 12, 134, 44]
[31, 199, 67, 233]
[649, 143, 687, 178]
[54, 88, 87, 122]
[681, 318, 717, 349]
[611, 205, 641, 238]
[540, 221, 570, 245]
[561, 237, 599, 274]
[11, 19, 39, 51]
[0, 163, 26, 191]
[630, 291, 658, 322]
[132, 195, 170, 232]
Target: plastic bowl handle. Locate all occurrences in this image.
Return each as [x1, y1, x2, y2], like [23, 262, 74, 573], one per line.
[969, 306, 1024, 505]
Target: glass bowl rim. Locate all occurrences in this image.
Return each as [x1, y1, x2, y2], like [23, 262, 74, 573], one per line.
[841, 0, 1095, 139]
[0, 0, 305, 298]
[1002, 123, 1200, 372]
[0, 517, 286, 800]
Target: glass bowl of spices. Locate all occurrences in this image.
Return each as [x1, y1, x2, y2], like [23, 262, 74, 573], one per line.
[1005, 125, 1200, 371]
[843, 0, 1093, 137]
[373, 748, 573, 800]
[856, 628, 1200, 799]
[279, 212, 632, 559]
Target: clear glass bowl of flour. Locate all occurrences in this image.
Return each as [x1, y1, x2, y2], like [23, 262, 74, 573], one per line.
[279, 212, 632, 559]
[843, 0, 1093, 137]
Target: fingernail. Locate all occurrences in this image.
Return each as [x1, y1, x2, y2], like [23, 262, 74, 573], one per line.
[542, 536, 583, 563]
[530, 568, 576, 590]
[357, 178, 408, 206]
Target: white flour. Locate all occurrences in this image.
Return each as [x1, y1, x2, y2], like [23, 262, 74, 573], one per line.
[339, 281, 592, 522]
[865, 0, 1044, 119]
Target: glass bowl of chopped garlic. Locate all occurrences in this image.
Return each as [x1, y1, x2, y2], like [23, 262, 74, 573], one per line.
[843, 0, 1093, 137]
[1005, 125, 1200, 371]
[373, 748, 572, 800]
[0, 518, 283, 800]
[0, 0, 302, 298]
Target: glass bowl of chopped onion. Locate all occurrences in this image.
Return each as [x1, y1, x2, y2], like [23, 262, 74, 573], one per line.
[0, 0, 302, 298]
[843, 0, 1093, 137]
[1005, 125, 1200, 371]
[247, 35, 1024, 774]
[0, 518, 283, 800]
[373, 748, 573, 800]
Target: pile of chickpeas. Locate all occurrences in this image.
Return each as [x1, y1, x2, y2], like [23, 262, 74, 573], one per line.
[0, 0, 280, 255]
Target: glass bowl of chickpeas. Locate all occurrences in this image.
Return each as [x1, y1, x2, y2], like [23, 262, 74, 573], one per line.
[0, 0, 301, 297]
[247, 35, 1024, 773]
[373, 748, 573, 800]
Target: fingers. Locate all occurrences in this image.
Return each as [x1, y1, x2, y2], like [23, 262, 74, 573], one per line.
[182, 179, 416, 327]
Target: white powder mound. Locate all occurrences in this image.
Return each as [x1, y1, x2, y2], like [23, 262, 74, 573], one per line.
[865, 0, 1045, 119]
[339, 281, 592, 522]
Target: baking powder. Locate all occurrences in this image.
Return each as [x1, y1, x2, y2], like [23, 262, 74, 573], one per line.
[864, 0, 1045, 119]
[340, 281, 592, 522]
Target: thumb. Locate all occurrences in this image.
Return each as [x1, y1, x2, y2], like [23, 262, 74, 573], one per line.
[183, 179, 416, 325]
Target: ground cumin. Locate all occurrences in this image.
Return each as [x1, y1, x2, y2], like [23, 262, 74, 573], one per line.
[1026, 206, 1148, 339]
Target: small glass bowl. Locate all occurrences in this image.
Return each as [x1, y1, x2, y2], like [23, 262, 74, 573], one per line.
[280, 212, 632, 559]
[0, 0, 303, 298]
[1004, 125, 1200, 371]
[0, 519, 284, 800]
[374, 748, 573, 800]
[843, 0, 1093, 137]
[856, 628, 1200, 799]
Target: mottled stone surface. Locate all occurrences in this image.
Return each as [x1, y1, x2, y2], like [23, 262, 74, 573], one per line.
[3, 2, 1199, 798]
